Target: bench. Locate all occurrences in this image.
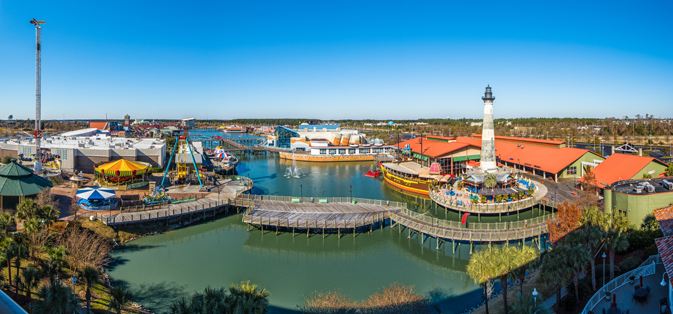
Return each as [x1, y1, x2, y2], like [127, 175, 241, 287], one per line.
[319, 198, 328, 203]
[291, 198, 301, 203]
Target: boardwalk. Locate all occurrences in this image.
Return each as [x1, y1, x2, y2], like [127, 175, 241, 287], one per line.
[101, 197, 231, 226]
[236, 194, 552, 245]
[242, 199, 400, 228]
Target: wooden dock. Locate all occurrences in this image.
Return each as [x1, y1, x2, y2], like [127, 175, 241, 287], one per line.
[242, 199, 400, 229]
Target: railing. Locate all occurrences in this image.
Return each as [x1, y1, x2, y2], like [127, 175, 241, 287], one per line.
[237, 194, 407, 209]
[101, 199, 229, 225]
[580, 254, 660, 314]
[396, 207, 554, 230]
[429, 190, 538, 214]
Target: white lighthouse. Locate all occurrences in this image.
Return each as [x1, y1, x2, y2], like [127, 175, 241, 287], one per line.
[480, 85, 497, 172]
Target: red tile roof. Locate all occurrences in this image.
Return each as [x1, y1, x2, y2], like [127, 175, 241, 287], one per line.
[655, 236, 673, 286]
[654, 206, 673, 237]
[395, 137, 480, 158]
[579, 153, 666, 188]
[471, 134, 565, 147]
[89, 121, 108, 130]
[495, 141, 599, 174]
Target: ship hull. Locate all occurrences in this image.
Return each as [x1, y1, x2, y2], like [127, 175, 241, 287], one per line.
[380, 164, 430, 195]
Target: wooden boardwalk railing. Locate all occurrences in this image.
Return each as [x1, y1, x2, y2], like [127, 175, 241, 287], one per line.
[429, 190, 538, 214]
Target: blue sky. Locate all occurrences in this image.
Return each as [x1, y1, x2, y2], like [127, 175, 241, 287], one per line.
[1, 1, 672, 120]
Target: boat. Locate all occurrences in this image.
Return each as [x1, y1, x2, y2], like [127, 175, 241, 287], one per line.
[379, 162, 444, 195]
[210, 147, 239, 172]
[363, 169, 380, 177]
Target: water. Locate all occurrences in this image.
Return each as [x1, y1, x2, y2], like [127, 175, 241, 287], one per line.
[107, 153, 540, 314]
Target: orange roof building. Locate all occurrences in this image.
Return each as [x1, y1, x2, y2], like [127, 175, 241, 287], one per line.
[395, 134, 603, 180]
[579, 153, 669, 188]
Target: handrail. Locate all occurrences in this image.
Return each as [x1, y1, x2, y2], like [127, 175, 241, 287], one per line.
[395, 206, 553, 231]
[236, 194, 407, 209]
[429, 190, 538, 214]
[580, 254, 660, 314]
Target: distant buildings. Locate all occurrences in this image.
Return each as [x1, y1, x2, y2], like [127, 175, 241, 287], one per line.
[268, 124, 367, 150]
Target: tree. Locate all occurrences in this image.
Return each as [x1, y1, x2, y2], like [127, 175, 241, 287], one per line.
[80, 266, 99, 313]
[508, 293, 553, 314]
[547, 201, 583, 244]
[108, 284, 133, 314]
[226, 280, 270, 314]
[16, 198, 41, 220]
[0, 237, 16, 289]
[359, 283, 431, 314]
[22, 265, 42, 312]
[0, 212, 15, 236]
[467, 249, 496, 314]
[61, 227, 111, 273]
[511, 246, 540, 297]
[666, 163, 673, 177]
[44, 245, 67, 278]
[605, 229, 629, 280]
[581, 225, 604, 291]
[562, 232, 592, 303]
[539, 246, 572, 311]
[33, 279, 79, 314]
[12, 242, 28, 296]
[40, 205, 60, 233]
[484, 174, 497, 189]
[298, 290, 357, 314]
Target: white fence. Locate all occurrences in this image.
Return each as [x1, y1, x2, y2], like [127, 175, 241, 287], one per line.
[580, 255, 661, 314]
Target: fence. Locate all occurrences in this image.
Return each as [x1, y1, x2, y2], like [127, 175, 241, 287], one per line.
[580, 254, 660, 314]
[396, 207, 554, 230]
[430, 191, 538, 213]
[237, 194, 406, 209]
[101, 198, 229, 225]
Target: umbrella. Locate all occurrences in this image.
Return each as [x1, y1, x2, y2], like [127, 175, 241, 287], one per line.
[76, 187, 116, 200]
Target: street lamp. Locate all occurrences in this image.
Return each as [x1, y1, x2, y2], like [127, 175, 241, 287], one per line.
[602, 252, 607, 290]
[300, 184, 303, 200]
[662, 272, 668, 287]
[71, 274, 77, 299]
[532, 288, 538, 307]
[349, 184, 352, 200]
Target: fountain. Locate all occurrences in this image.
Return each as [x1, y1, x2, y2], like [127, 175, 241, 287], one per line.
[284, 152, 305, 178]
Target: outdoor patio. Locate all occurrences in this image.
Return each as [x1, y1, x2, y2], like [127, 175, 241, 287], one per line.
[590, 263, 669, 314]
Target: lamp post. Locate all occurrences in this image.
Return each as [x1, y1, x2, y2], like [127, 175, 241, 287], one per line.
[349, 184, 352, 200]
[662, 271, 668, 287]
[602, 252, 607, 290]
[532, 288, 538, 308]
[71, 274, 77, 300]
[300, 184, 303, 200]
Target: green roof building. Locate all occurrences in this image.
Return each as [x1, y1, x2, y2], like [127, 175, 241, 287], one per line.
[0, 159, 53, 210]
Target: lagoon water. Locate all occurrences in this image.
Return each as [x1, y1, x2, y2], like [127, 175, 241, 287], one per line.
[107, 138, 534, 313]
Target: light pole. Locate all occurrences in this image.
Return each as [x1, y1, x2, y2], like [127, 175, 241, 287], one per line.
[602, 252, 606, 290]
[349, 184, 352, 200]
[300, 184, 303, 200]
[71, 274, 77, 300]
[661, 271, 668, 287]
[532, 288, 538, 308]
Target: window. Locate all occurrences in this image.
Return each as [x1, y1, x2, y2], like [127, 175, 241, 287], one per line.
[320, 149, 326, 155]
[361, 149, 370, 154]
[329, 149, 336, 155]
[567, 166, 577, 175]
[348, 149, 356, 154]
[338, 149, 346, 154]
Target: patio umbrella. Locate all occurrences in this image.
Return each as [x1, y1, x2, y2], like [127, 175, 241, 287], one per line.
[76, 187, 116, 200]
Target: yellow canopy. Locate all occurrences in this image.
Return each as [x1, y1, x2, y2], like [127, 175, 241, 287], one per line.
[95, 159, 149, 176]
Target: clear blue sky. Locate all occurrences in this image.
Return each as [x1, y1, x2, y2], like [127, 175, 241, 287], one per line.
[1, 1, 672, 120]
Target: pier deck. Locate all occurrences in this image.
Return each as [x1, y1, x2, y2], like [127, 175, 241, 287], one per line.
[243, 199, 400, 228]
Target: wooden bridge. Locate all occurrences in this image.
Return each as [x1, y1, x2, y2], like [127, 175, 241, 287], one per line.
[235, 194, 552, 247]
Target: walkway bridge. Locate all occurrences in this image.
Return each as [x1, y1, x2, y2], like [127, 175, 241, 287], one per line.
[235, 194, 553, 248]
[196, 137, 291, 153]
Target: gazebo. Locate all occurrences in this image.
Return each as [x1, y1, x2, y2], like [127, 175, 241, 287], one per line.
[94, 159, 150, 188]
[0, 159, 53, 210]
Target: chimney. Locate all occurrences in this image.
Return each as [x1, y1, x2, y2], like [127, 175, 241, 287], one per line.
[638, 148, 642, 156]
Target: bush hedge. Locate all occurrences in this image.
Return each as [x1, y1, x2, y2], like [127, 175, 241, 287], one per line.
[618, 256, 642, 272]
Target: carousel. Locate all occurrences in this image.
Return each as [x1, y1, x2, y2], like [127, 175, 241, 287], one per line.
[94, 159, 151, 188]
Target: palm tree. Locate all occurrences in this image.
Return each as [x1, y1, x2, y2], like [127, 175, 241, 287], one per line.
[80, 266, 99, 313]
[559, 237, 591, 303]
[22, 265, 42, 312]
[33, 279, 78, 314]
[0, 237, 17, 290]
[16, 198, 41, 220]
[539, 246, 571, 312]
[582, 225, 604, 291]
[44, 245, 67, 278]
[226, 280, 270, 314]
[493, 246, 518, 314]
[605, 229, 629, 280]
[511, 245, 540, 297]
[0, 212, 15, 236]
[39, 205, 60, 233]
[170, 297, 193, 314]
[202, 286, 227, 314]
[508, 292, 553, 314]
[467, 249, 495, 314]
[108, 283, 133, 314]
[484, 174, 497, 190]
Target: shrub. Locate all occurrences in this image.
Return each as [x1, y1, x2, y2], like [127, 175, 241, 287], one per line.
[1, 156, 11, 164]
[561, 293, 578, 311]
[619, 256, 642, 272]
[645, 244, 659, 257]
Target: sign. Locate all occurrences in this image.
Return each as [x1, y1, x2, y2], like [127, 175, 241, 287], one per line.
[648, 169, 656, 174]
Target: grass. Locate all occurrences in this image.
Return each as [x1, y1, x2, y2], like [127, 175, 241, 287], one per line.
[79, 218, 145, 244]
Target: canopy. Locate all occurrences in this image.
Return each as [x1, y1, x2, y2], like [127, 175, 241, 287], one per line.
[95, 159, 149, 176]
[76, 187, 116, 200]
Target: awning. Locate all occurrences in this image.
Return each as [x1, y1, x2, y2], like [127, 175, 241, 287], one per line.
[76, 187, 116, 200]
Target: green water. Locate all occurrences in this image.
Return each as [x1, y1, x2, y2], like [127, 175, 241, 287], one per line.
[107, 154, 541, 313]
